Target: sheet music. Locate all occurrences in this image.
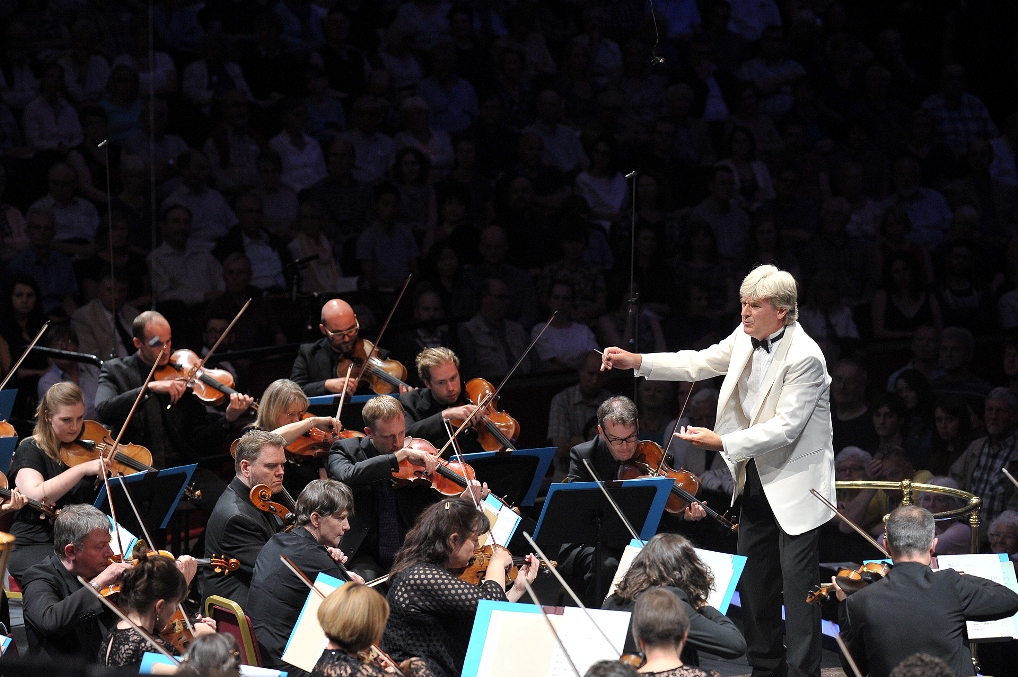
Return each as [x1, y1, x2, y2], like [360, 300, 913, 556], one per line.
[479, 494, 521, 548]
[548, 608, 630, 675]
[281, 573, 344, 671]
[937, 554, 1018, 639]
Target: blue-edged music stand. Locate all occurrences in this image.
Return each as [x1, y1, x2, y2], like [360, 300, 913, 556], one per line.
[461, 446, 554, 508]
[0, 389, 18, 471]
[534, 478, 673, 598]
[307, 393, 378, 433]
[94, 464, 196, 536]
[0, 389, 15, 421]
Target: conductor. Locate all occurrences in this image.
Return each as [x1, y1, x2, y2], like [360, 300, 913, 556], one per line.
[601, 264, 835, 677]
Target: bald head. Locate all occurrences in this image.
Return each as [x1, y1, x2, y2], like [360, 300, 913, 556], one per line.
[320, 299, 359, 353]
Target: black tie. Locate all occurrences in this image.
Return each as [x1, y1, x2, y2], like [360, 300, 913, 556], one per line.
[751, 329, 785, 353]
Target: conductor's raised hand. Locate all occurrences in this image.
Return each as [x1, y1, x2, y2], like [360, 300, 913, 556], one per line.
[600, 347, 643, 372]
[675, 425, 723, 451]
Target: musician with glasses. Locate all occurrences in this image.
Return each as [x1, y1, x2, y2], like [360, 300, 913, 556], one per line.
[291, 298, 365, 397]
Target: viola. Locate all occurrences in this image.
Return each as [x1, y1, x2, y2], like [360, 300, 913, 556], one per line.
[286, 412, 345, 459]
[616, 440, 738, 533]
[806, 561, 893, 604]
[0, 469, 57, 520]
[100, 551, 240, 597]
[0, 421, 14, 438]
[391, 437, 476, 496]
[336, 339, 411, 395]
[448, 378, 518, 452]
[249, 483, 298, 530]
[59, 420, 201, 501]
[456, 544, 556, 586]
[154, 349, 256, 410]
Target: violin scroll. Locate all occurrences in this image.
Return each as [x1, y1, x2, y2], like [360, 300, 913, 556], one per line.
[207, 556, 240, 576]
[249, 484, 296, 528]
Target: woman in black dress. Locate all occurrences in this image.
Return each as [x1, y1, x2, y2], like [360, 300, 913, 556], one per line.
[312, 583, 433, 677]
[380, 498, 538, 677]
[98, 551, 215, 668]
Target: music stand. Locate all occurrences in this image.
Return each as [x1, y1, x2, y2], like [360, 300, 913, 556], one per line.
[93, 464, 196, 536]
[533, 478, 673, 598]
[307, 394, 379, 434]
[0, 389, 15, 421]
[0, 390, 19, 471]
[461, 447, 555, 507]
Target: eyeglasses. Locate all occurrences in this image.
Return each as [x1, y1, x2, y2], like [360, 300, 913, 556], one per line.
[323, 319, 359, 339]
[604, 431, 638, 446]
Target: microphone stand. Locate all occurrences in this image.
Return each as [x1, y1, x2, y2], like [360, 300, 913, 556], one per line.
[625, 170, 639, 406]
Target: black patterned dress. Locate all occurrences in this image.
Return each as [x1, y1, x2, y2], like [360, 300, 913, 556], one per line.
[97, 626, 178, 668]
[311, 650, 435, 677]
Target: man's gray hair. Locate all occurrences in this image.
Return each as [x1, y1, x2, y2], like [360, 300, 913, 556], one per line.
[597, 396, 638, 429]
[739, 265, 798, 324]
[940, 326, 974, 352]
[234, 429, 286, 474]
[986, 387, 1018, 413]
[54, 504, 110, 556]
[990, 509, 1018, 536]
[294, 479, 354, 528]
[885, 505, 935, 557]
[835, 446, 872, 467]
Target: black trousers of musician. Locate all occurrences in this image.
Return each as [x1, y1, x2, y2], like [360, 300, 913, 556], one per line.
[738, 460, 822, 677]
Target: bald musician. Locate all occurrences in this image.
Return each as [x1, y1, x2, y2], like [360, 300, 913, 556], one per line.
[290, 299, 364, 397]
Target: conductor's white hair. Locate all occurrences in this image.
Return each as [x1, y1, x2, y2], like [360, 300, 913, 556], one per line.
[740, 265, 798, 325]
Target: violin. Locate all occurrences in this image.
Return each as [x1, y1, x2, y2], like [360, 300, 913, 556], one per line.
[456, 544, 556, 586]
[59, 420, 201, 501]
[0, 469, 57, 520]
[391, 437, 477, 496]
[0, 421, 14, 438]
[100, 550, 240, 597]
[249, 483, 298, 530]
[154, 349, 256, 410]
[447, 378, 519, 452]
[336, 339, 411, 395]
[616, 440, 738, 533]
[357, 645, 414, 676]
[806, 561, 893, 604]
[285, 413, 349, 458]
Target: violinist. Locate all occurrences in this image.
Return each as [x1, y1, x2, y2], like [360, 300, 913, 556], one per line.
[380, 498, 538, 677]
[248, 378, 343, 497]
[400, 347, 486, 453]
[21, 504, 134, 661]
[328, 395, 487, 580]
[313, 583, 434, 677]
[248, 479, 366, 675]
[200, 429, 286, 609]
[836, 505, 1018, 677]
[9, 382, 106, 584]
[97, 551, 216, 668]
[94, 310, 254, 510]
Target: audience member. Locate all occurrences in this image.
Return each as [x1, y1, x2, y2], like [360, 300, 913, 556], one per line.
[161, 149, 238, 249]
[832, 359, 880, 453]
[7, 210, 79, 316]
[458, 278, 537, 379]
[147, 205, 225, 307]
[71, 271, 140, 361]
[28, 163, 100, 259]
[930, 327, 992, 406]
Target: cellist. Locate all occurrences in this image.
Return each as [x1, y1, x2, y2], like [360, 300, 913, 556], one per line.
[94, 310, 254, 510]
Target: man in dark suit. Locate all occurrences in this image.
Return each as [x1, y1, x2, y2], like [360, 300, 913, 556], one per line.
[837, 505, 1018, 677]
[200, 429, 287, 609]
[94, 310, 254, 509]
[292, 297, 385, 397]
[400, 347, 488, 453]
[248, 479, 365, 674]
[21, 504, 133, 660]
[328, 395, 485, 580]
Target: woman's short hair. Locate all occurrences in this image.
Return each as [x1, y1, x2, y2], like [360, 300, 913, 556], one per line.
[317, 583, 389, 652]
[33, 381, 85, 461]
[631, 587, 691, 648]
[255, 379, 309, 431]
[389, 498, 489, 575]
[178, 633, 241, 677]
[295, 479, 354, 528]
[612, 534, 714, 607]
[119, 551, 188, 614]
[362, 395, 404, 430]
[739, 265, 798, 324]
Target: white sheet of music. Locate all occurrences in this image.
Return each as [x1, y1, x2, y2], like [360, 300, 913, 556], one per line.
[547, 607, 630, 675]
[936, 554, 1018, 639]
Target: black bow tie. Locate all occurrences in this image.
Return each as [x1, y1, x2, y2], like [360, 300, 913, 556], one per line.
[752, 329, 785, 353]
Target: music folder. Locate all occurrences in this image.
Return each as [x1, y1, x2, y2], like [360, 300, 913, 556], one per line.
[461, 446, 555, 507]
[93, 464, 196, 534]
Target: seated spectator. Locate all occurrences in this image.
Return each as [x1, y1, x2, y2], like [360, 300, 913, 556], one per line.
[269, 98, 328, 194]
[421, 186, 479, 261]
[114, 15, 178, 97]
[162, 149, 238, 249]
[893, 369, 936, 470]
[950, 387, 1018, 536]
[494, 45, 535, 130]
[596, 280, 667, 354]
[989, 510, 1018, 561]
[533, 282, 599, 372]
[737, 211, 799, 282]
[434, 135, 494, 226]
[873, 393, 916, 461]
[0, 276, 49, 400]
[574, 136, 626, 232]
[937, 240, 1001, 331]
[389, 287, 450, 378]
[203, 89, 262, 191]
[672, 219, 737, 322]
[492, 174, 555, 271]
[75, 214, 149, 308]
[311, 9, 369, 99]
[205, 254, 287, 352]
[918, 476, 972, 555]
[524, 89, 586, 176]
[898, 109, 956, 193]
[303, 65, 346, 149]
[147, 206, 225, 307]
[341, 96, 396, 184]
[613, 38, 667, 142]
[473, 92, 519, 179]
[121, 98, 188, 187]
[58, 22, 111, 105]
[944, 138, 1018, 241]
[928, 396, 977, 477]
[0, 164, 28, 261]
[253, 150, 300, 239]
[769, 167, 819, 247]
[839, 161, 882, 241]
[22, 62, 83, 154]
[111, 155, 154, 252]
[636, 378, 677, 447]
[738, 26, 805, 118]
[921, 64, 998, 159]
[463, 225, 540, 328]
[395, 96, 453, 178]
[575, 7, 622, 89]
[36, 325, 100, 420]
[416, 41, 478, 135]
[213, 193, 288, 291]
[797, 272, 859, 359]
[664, 83, 717, 169]
[99, 64, 142, 144]
[832, 358, 880, 453]
[287, 200, 343, 295]
[1005, 338, 1018, 398]
[28, 163, 100, 259]
[690, 166, 751, 262]
[828, 446, 894, 561]
[538, 221, 607, 326]
[800, 197, 876, 308]
[883, 156, 952, 252]
[991, 112, 1018, 187]
[306, 136, 373, 247]
[66, 106, 119, 207]
[547, 351, 611, 469]
[872, 251, 943, 340]
[665, 281, 723, 351]
[182, 31, 252, 115]
[7, 211, 78, 316]
[886, 324, 943, 390]
[356, 182, 420, 292]
[392, 146, 437, 237]
[71, 271, 140, 361]
[717, 125, 774, 212]
[422, 243, 473, 320]
[458, 278, 537, 378]
[931, 327, 992, 406]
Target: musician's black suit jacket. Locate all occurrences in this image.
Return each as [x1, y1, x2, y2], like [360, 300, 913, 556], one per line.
[564, 436, 621, 484]
[327, 435, 435, 561]
[21, 554, 115, 660]
[839, 560, 1018, 677]
[290, 338, 391, 397]
[399, 388, 483, 454]
[199, 476, 282, 610]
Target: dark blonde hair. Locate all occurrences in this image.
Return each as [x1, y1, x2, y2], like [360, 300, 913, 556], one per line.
[317, 583, 389, 652]
[255, 379, 309, 430]
[33, 381, 85, 462]
[362, 395, 404, 430]
[631, 587, 690, 649]
[119, 551, 188, 615]
[612, 533, 714, 607]
[389, 498, 489, 576]
[416, 347, 459, 382]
